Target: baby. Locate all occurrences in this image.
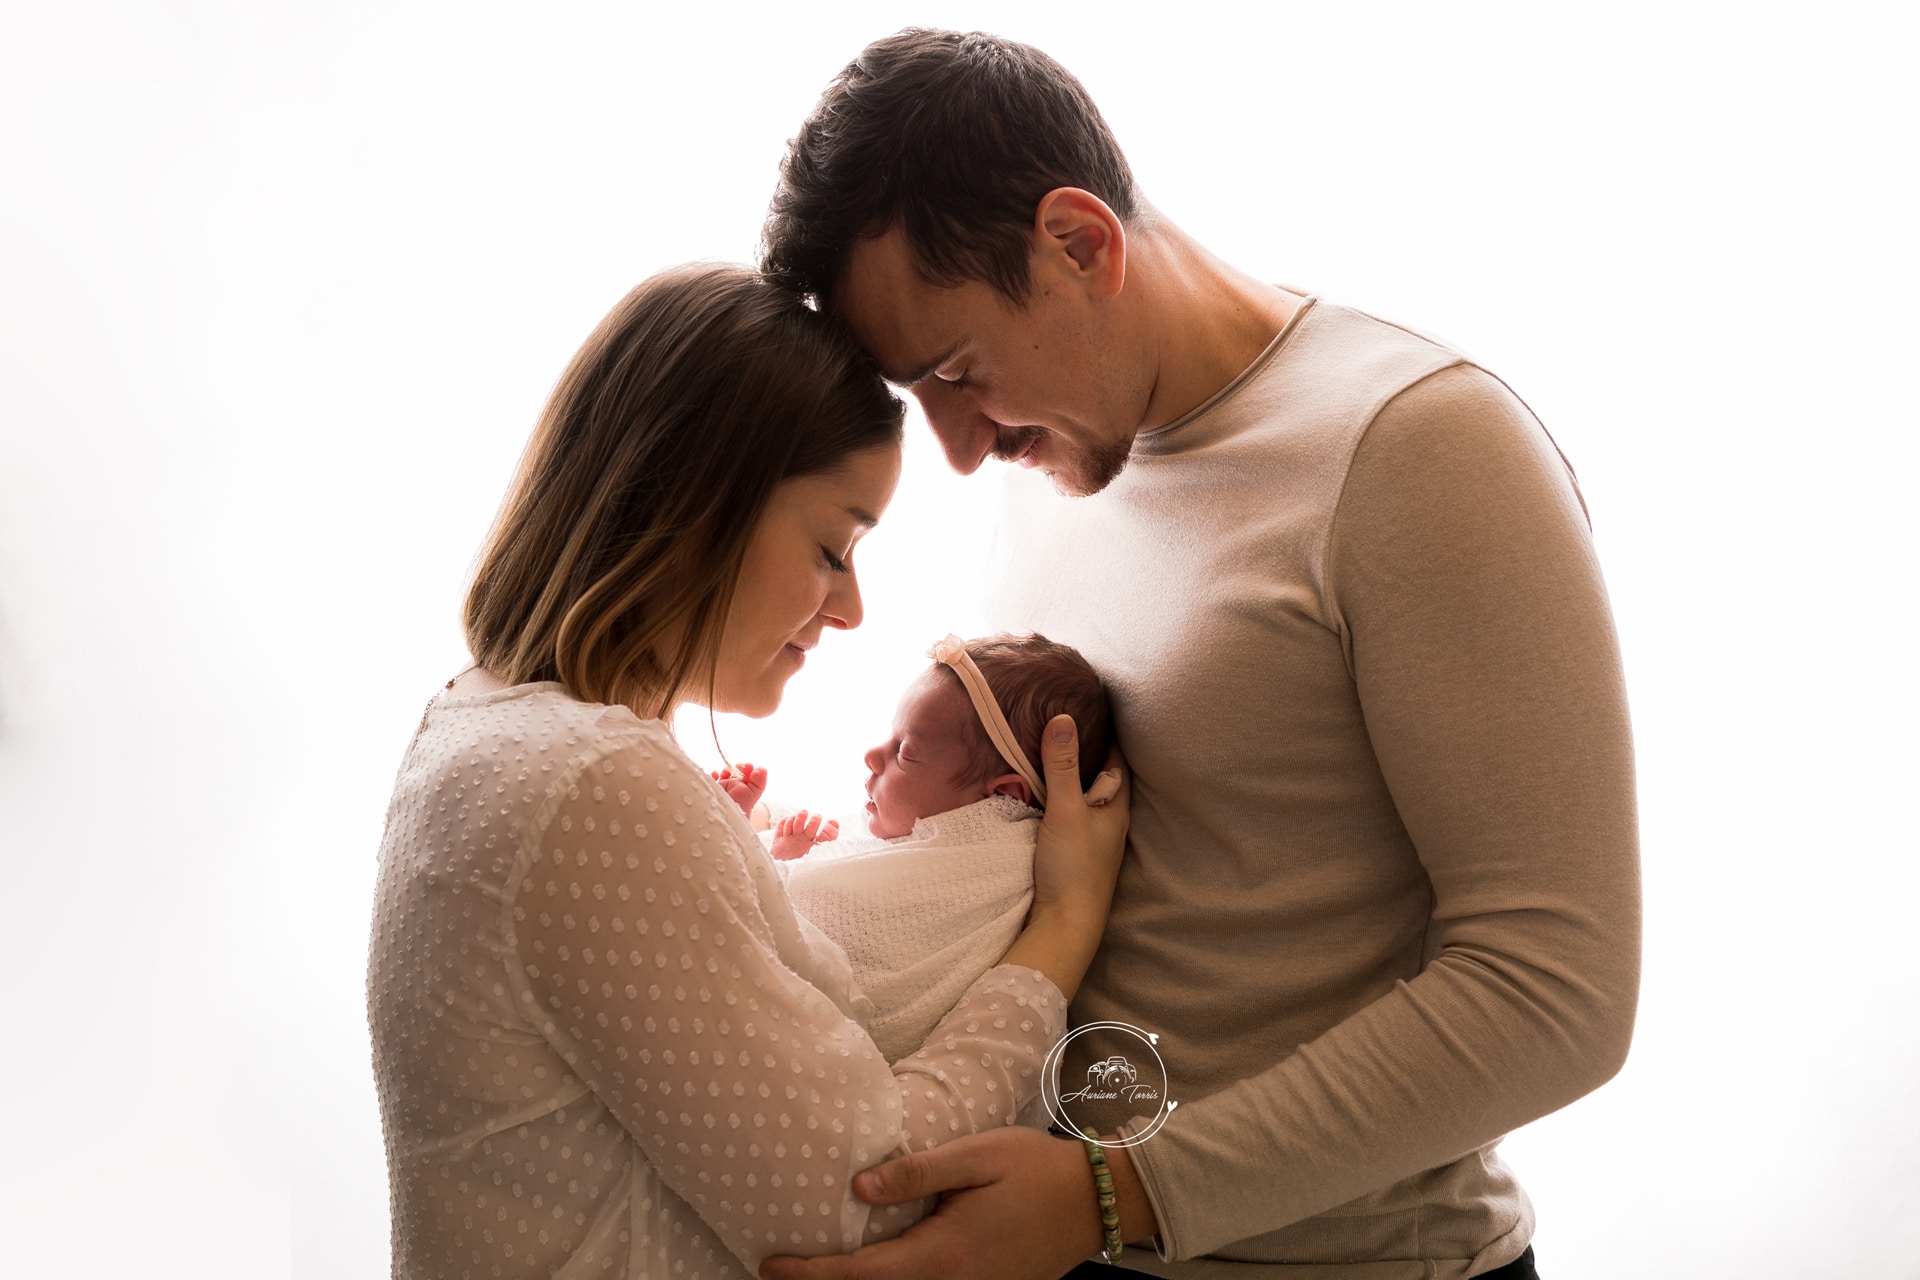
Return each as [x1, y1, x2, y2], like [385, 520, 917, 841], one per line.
[714, 632, 1114, 1061]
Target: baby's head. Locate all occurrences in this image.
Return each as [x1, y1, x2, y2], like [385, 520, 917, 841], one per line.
[862, 633, 1113, 838]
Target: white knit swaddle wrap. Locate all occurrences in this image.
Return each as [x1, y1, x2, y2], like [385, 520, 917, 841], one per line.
[777, 794, 1038, 1063]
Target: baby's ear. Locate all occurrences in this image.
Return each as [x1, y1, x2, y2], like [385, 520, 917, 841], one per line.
[985, 774, 1032, 806]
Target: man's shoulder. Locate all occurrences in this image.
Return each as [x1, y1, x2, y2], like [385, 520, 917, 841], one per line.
[1276, 297, 1473, 391]
[1133, 298, 1472, 467]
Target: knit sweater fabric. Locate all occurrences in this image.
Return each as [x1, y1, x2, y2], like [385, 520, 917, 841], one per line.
[983, 298, 1640, 1278]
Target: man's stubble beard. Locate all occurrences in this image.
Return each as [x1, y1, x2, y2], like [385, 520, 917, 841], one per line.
[993, 426, 1132, 498]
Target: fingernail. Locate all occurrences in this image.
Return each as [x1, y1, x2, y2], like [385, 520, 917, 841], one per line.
[855, 1169, 883, 1199]
[1050, 719, 1074, 743]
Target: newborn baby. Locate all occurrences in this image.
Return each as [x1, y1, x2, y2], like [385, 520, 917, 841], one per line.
[716, 632, 1113, 1061]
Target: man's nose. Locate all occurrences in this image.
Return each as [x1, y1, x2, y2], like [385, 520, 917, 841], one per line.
[913, 386, 995, 476]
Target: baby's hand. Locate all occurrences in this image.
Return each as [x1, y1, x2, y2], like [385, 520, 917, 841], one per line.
[769, 810, 840, 861]
[712, 763, 768, 818]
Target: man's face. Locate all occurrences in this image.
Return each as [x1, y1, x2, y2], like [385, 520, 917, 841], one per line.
[834, 227, 1141, 497]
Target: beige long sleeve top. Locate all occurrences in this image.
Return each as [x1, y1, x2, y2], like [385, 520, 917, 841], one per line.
[367, 686, 1067, 1279]
[984, 299, 1640, 1279]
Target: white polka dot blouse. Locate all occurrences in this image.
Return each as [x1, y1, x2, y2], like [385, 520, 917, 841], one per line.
[368, 683, 1066, 1278]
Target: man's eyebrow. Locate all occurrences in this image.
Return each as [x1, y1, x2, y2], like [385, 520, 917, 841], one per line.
[886, 344, 957, 388]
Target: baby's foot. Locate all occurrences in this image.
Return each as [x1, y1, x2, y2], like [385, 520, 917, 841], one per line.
[769, 809, 840, 861]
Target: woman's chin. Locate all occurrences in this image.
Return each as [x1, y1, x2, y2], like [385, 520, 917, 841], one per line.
[714, 695, 781, 719]
[707, 671, 794, 719]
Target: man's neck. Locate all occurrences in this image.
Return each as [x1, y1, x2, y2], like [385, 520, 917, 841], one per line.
[1125, 213, 1305, 433]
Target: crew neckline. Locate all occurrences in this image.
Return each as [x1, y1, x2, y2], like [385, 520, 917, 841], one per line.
[1136, 294, 1318, 448]
[433, 679, 569, 710]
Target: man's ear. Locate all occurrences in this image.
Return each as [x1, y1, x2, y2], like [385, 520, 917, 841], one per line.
[985, 773, 1034, 806]
[1032, 187, 1126, 301]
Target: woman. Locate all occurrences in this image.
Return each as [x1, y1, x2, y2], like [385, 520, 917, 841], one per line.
[367, 264, 1129, 1279]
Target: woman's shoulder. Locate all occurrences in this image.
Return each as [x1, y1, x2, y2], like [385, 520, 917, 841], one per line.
[431, 682, 670, 745]
[382, 683, 729, 895]
[405, 682, 693, 807]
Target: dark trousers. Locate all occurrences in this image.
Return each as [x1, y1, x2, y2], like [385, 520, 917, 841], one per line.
[1058, 1245, 1538, 1279]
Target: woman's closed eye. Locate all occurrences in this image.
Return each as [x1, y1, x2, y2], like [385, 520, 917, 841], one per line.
[821, 546, 851, 574]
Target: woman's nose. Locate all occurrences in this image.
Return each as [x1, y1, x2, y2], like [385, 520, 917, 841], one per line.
[822, 570, 864, 630]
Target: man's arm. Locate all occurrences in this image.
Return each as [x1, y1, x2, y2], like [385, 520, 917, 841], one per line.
[1119, 362, 1640, 1255]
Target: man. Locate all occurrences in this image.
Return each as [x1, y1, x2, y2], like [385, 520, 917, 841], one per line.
[760, 29, 1638, 1280]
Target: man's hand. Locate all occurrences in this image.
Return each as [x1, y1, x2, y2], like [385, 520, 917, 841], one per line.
[758, 1126, 1106, 1280]
[769, 809, 840, 861]
[713, 763, 769, 821]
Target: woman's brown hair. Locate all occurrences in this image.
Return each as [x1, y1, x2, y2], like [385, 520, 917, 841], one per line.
[463, 263, 903, 718]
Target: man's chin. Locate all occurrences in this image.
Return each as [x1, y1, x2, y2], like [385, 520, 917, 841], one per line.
[1047, 447, 1131, 498]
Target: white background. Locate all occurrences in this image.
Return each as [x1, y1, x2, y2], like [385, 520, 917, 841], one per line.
[2, 2, 1915, 1276]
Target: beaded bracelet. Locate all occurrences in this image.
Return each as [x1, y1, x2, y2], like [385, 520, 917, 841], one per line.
[1079, 1127, 1124, 1264]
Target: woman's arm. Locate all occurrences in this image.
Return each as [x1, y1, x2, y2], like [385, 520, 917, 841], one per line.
[997, 714, 1131, 1001]
[510, 731, 1078, 1269]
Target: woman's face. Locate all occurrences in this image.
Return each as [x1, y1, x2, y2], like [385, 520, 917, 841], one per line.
[710, 441, 903, 718]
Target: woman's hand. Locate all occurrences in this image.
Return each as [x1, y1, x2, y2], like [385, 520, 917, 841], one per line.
[1029, 714, 1130, 923]
[1000, 715, 1129, 999]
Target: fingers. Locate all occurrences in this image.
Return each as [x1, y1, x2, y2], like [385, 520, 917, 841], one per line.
[776, 811, 837, 842]
[850, 1141, 990, 1206]
[760, 1233, 930, 1280]
[1084, 743, 1129, 808]
[1038, 714, 1082, 806]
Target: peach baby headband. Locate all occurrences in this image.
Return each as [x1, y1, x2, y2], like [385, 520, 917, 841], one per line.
[930, 634, 1048, 807]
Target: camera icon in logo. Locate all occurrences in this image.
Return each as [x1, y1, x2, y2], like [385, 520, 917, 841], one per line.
[1087, 1055, 1138, 1090]
[1044, 1022, 1176, 1148]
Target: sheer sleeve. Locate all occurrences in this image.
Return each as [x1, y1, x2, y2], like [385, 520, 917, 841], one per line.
[508, 728, 1066, 1268]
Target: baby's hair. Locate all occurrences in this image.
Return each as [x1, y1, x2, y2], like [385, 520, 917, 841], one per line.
[934, 633, 1113, 793]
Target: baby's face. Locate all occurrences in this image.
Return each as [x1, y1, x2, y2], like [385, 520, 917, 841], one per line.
[862, 669, 985, 838]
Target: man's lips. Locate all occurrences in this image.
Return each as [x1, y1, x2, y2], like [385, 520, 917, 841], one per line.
[992, 428, 1043, 467]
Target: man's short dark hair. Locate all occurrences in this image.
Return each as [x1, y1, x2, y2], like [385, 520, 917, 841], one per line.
[761, 28, 1138, 307]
